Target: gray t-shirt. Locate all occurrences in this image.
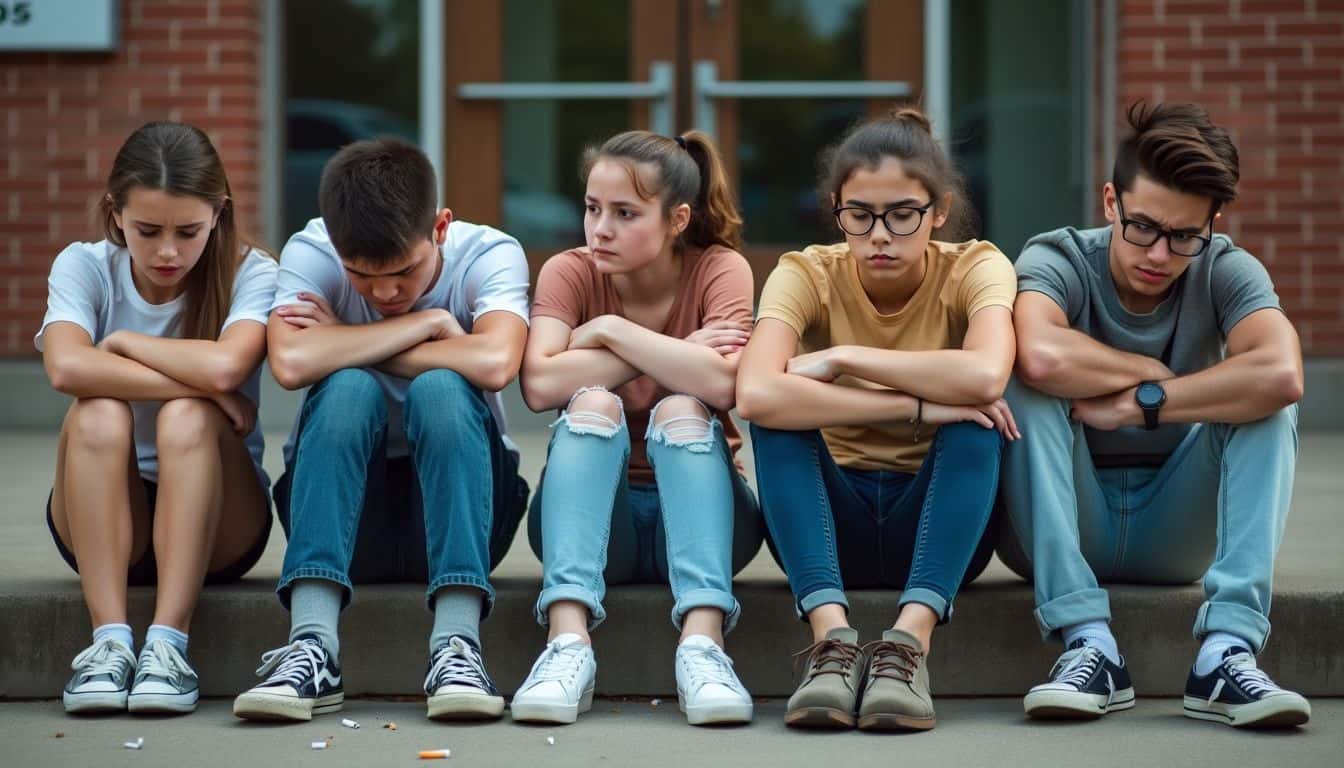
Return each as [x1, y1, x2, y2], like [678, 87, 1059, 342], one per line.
[274, 218, 531, 463]
[1015, 226, 1281, 459]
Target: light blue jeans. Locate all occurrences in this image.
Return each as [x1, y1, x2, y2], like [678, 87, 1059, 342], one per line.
[527, 392, 764, 632]
[998, 375, 1298, 652]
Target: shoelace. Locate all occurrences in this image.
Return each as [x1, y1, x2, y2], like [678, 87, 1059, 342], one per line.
[425, 637, 490, 692]
[137, 639, 194, 685]
[530, 638, 590, 683]
[1050, 645, 1104, 689]
[679, 644, 739, 691]
[71, 638, 136, 682]
[863, 640, 922, 684]
[255, 639, 325, 688]
[792, 638, 862, 682]
[1224, 653, 1280, 698]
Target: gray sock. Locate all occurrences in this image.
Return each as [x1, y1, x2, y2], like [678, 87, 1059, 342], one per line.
[289, 578, 343, 661]
[429, 586, 484, 653]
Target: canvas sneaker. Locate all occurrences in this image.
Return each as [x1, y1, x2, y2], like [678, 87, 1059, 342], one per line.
[1024, 638, 1136, 719]
[232, 634, 343, 722]
[510, 633, 596, 724]
[1183, 646, 1311, 728]
[425, 635, 506, 720]
[63, 637, 137, 714]
[674, 635, 753, 725]
[128, 639, 199, 714]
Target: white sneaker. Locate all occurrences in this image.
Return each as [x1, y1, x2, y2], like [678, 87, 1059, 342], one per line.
[510, 633, 596, 724]
[128, 639, 199, 714]
[675, 635, 753, 725]
[63, 638, 137, 713]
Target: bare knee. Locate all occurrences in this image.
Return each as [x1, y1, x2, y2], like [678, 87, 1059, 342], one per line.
[561, 388, 624, 437]
[157, 398, 224, 454]
[67, 398, 133, 452]
[648, 394, 714, 448]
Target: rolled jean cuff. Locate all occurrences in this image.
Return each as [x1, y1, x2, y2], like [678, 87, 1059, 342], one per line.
[1035, 587, 1111, 642]
[277, 568, 352, 611]
[671, 588, 741, 635]
[1194, 600, 1270, 653]
[536, 584, 606, 631]
[898, 587, 950, 623]
[797, 587, 849, 621]
[426, 575, 495, 620]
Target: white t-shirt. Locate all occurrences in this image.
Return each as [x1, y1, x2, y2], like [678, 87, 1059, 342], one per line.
[35, 240, 278, 486]
[273, 218, 531, 462]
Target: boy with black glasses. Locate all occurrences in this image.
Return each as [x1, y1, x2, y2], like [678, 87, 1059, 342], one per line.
[999, 102, 1309, 728]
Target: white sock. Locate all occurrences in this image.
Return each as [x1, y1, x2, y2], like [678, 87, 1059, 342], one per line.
[1195, 631, 1249, 676]
[1061, 620, 1120, 665]
[93, 623, 134, 652]
[144, 624, 189, 656]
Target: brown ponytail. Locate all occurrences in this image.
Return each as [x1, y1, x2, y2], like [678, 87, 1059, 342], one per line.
[581, 129, 743, 251]
[99, 121, 268, 340]
[818, 105, 976, 240]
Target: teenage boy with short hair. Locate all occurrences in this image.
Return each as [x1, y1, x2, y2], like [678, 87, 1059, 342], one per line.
[1000, 102, 1309, 728]
[233, 138, 531, 723]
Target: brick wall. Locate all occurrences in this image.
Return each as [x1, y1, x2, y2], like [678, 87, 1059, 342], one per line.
[1120, 0, 1344, 354]
[0, 0, 261, 355]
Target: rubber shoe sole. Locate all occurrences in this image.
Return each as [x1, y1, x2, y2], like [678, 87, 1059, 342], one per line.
[129, 689, 198, 714]
[63, 689, 128, 714]
[427, 691, 506, 721]
[784, 706, 855, 729]
[1183, 693, 1311, 728]
[677, 692, 752, 726]
[510, 687, 594, 724]
[232, 691, 343, 722]
[857, 712, 936, 731]
[1024, 686, 1136, 719]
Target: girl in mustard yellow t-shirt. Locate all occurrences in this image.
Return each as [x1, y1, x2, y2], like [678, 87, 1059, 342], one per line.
[737, 108, 1020, 732]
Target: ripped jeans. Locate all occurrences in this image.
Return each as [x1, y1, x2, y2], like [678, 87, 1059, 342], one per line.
[527, 389, 763, 632]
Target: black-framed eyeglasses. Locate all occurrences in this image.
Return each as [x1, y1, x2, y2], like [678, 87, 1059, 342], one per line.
[1115, 196, 1213, 257]
[832, 201, 935, 238]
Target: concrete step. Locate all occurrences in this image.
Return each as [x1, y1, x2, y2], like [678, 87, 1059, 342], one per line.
[3, 566, 1342, 699]
[3, 431, 1342, 701]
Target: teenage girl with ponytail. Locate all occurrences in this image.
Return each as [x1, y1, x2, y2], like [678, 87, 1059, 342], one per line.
[512, 130, 765, 726]
[736, 107, 1019, 732]
[38, 122, 277, 715]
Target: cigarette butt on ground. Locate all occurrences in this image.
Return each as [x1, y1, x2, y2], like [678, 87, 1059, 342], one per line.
[123, 737, 144, 750]
[650, 698, 661, 707]
[311, 741, 328, 750]
[418, 749, 451, 759]
[546, 736, 555, 745]
[383, 722, 398, 731]
[341, 718, 360, 729]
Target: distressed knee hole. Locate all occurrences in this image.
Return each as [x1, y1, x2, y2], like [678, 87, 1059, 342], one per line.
[647, 395, 714, 452]
[556, 387, 624, 438]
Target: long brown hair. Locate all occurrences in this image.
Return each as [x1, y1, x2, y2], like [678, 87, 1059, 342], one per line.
[819, 106, 976, 241]
[581, 130, 743, 252]
[99, 121, 260, 340]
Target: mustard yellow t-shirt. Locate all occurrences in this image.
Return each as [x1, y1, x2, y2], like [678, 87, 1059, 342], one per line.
[755, 239, 1017, 472]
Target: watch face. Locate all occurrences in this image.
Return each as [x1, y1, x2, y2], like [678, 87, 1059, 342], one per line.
[1137, 382, 1165, 408]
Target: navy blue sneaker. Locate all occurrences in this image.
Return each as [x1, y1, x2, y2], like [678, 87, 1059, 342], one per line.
[424, 635, 505, 720]
[1024, 639, 1135, 719]
[233, 634, 343, 722]
[1183, 647, 1310, 728]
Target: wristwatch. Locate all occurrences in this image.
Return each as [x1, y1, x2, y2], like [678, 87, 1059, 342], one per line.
[1135, 381, 1166, 431]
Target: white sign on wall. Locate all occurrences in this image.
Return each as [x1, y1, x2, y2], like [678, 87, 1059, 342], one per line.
[0, 0, 119, 51]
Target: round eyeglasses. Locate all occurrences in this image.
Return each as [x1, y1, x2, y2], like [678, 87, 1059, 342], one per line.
[832, 201, 935, 238]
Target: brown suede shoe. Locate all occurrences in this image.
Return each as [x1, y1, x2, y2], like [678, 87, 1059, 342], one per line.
[857, 628, 936, 731]
[784, 627, 865, 729]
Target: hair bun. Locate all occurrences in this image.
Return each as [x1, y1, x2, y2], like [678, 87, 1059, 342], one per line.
[889, 107, 933, 134]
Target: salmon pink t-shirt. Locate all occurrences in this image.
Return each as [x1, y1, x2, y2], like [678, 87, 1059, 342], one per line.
[531, 244, 753, 485]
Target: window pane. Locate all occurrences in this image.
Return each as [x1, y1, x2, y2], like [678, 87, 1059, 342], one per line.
[283, 0, 420, 237]
[950, 0, 1089, 257]
[737, 0, 866, 247]
[501, 0, 631, 250]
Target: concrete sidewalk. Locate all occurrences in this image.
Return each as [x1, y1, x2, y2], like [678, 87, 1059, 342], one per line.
[3, 698, 1341, 768]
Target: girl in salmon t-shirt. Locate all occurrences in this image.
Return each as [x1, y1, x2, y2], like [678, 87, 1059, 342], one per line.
[512, 130, 765, 727]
